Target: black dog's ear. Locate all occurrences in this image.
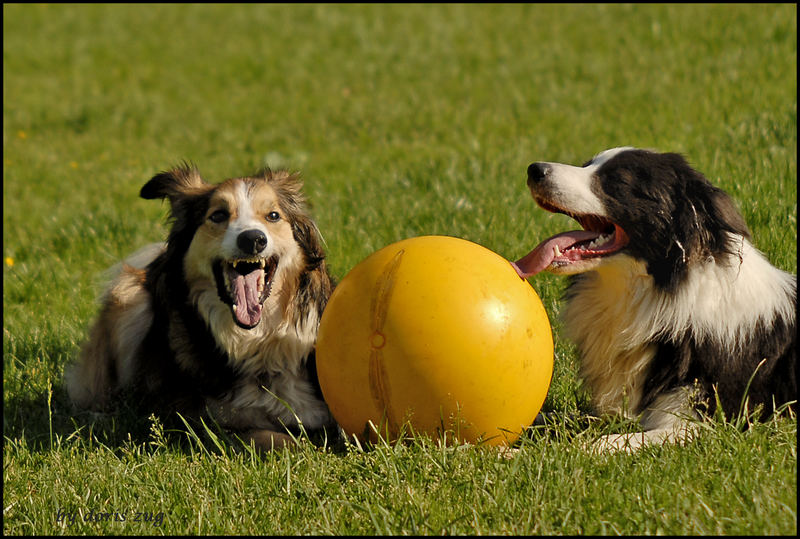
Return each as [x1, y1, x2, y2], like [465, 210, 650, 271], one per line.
[668, 152, 751, 241]
[707, 188, 751, 240]
[140, 163, 209, 204]
[667, 153, 751, 262]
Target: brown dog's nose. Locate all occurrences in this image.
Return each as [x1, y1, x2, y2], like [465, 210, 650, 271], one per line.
[237, 229, 268, 255]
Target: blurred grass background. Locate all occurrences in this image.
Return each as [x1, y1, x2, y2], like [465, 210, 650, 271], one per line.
[3, 3, 796, 535]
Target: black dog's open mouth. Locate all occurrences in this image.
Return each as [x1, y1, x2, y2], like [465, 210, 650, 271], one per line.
[512, 197, 629, 278]
[213, 255, 278, 329]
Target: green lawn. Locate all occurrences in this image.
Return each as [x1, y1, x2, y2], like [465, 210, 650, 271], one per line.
[3, 3, 796, 535]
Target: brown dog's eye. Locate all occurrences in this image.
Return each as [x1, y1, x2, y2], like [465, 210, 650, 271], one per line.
[209, 210, 229, 223]
[266, 211, 280, 222]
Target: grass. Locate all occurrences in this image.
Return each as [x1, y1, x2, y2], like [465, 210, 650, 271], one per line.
[3, 3, 797, 535]
[4, 416, 797, 535]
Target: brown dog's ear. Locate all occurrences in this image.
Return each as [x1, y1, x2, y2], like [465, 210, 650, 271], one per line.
[293, 215, 327, 271]
[262, 169, 327, 270]
[140, 163, 209, 204]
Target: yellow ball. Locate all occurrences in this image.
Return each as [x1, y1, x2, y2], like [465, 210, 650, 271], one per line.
[316, 235, 553, 446]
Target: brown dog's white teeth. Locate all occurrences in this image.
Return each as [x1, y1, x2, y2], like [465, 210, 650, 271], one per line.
[228, 258, 266, 270]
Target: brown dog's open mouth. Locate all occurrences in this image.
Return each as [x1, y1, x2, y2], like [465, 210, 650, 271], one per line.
[512, 197, 629, 278]
[213, 256, 278, 329]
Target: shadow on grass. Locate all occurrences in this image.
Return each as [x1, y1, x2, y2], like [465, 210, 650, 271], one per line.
[4, 376, 168, 453]
[4, 322, 344, 455]
[3, 375, 343, 457]
[2, 354, 594, 456]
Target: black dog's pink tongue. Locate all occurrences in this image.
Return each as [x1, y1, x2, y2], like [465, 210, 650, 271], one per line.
[512, 230, 600, 278]
[231, 270, 263, 327]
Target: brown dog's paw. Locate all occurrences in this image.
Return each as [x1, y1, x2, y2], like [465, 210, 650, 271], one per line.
[241, 429, 298, 452]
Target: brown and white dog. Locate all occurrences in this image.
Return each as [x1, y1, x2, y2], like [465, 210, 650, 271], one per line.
[66, 165, 337, 450]
[514, 148, 796, 451]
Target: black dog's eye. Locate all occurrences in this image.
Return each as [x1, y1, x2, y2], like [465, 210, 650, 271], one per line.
[209, 210, 229, 223]
[266, 211, 281, 222]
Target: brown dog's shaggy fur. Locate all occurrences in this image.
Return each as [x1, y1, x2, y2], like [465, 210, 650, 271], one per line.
[66, 165, 337, 450]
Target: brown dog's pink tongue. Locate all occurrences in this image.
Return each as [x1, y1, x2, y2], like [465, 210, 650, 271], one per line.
[231, 271, 263, 327]
[512, 230, 600, 278]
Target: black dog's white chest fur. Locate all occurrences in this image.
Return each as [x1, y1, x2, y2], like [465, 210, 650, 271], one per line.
[517, 147, 796, 449]
[564, 242, 795, 423]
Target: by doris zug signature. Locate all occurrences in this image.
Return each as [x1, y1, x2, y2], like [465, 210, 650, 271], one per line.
[55, 507, 165, 528]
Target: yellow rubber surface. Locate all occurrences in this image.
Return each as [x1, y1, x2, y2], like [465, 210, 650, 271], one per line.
[317, 236, 554, 446]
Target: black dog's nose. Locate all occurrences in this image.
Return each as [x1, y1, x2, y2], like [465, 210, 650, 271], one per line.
[237, 229, 268, 255]
[527, 162, 550, 186]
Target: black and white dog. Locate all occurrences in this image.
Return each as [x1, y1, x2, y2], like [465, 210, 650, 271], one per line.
[513, 147, 796, 450]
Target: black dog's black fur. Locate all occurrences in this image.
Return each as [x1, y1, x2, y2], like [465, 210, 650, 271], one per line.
[584, 151, 751, 291]
[581, 150, 794, 421]
[526, 149, 797, 445]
